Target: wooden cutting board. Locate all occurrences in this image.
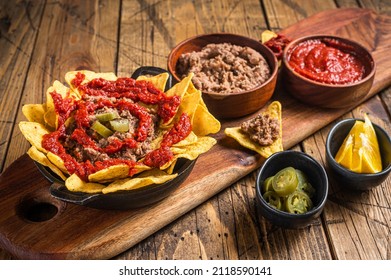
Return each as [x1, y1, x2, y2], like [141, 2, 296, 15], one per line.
[1, 8, 390, 259]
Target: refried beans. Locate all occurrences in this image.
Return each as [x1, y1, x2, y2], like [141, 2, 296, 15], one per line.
[176, 43, 271, 94]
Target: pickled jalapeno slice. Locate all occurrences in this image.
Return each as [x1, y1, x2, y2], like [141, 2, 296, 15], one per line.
[295, 169, 315, 197]
[295, 169, 308, 187]
[262, 176, 274, 193]
[261, 167, 316, 214]
[272, 167, 298, 196]
[91, 120, 114, 138]
[263, 191, 282, 210]
[95, 111, 120, 122]
[110, 119, 129, 132]
[298, 182, 316, 198]
[285, 191, 313, 214]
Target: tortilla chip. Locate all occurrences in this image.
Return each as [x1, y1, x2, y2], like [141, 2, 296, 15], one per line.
[65, 173, 105, 193]
[166, 73, 193, 98]
[192, 103, 221, 136]
[88, 164, 130, 183]
[224, 101, 283, 158]
[137, 72, 169, 92]
[172, 132, 198, 147]
[19, 121, 50, 153]
[158, 135, 215, 170]
[22, 104, 46, 124]
[53, 81, 76, 99]
[47, 152, 68, 174]
[132, 164, 153, 175]
[43, 108, 57, 129]
[261, 30, 278, 43]
[45, 81, 78, 129]
[163, 73, 194, 125]
[172, 136, 217, 160]
[27, 146, 67, 180]
[65, 70, 117, 97]
[102, 170, 178, 194]
[177, 87, 201, 121]
[186, 80, 199, 95]
[45, 89, 56, 128]
[157, 73, 220, 136]
[65, 70, 117, 86]
[164, 159, 177, 175]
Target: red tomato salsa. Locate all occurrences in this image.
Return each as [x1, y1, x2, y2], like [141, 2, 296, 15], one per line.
[264, 34, 291, 60]
[42, 72, 192, 181]
[287, 38, 365, 85]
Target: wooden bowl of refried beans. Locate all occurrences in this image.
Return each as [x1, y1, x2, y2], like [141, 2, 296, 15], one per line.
[168, 33, 278, 119]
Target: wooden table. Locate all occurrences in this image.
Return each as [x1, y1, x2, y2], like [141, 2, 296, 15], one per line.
[0, 0, 390, 260]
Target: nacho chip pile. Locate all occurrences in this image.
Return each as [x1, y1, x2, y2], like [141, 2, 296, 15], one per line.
[19, 70, 220, 194]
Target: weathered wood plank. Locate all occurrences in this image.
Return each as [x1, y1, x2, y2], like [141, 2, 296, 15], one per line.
[0, 0, 46, 260]
[117, 0, 171, 75]
[263, 0, 336, 32]
[4, 0, 120, 170]
[0, 0, 120, 259]
[0, 1, 45, 172]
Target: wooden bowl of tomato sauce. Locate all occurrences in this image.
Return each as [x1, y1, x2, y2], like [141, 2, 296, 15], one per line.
[281, 35, 375, 108]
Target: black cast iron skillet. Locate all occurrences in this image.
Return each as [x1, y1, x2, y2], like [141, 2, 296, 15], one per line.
[36, 66, 195, 210]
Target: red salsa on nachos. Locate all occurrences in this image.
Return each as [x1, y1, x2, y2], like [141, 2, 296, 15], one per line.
[19, 70, 220, 194]
[42, 72, 192, 182]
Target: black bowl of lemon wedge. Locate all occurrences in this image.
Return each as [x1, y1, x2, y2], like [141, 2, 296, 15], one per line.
[256, 150, 329, 229]
[326, 115, 391, 191]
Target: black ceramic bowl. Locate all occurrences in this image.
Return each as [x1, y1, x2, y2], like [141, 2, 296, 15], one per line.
[326, 118, 391, 191]
[256, 150, 328, 229]
[35, 66, 196, 210]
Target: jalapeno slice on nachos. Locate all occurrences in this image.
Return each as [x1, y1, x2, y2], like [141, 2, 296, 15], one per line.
[19, 70, 220, 194]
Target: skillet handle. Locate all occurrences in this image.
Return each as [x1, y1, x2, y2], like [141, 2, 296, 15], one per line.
[34, 161, 99, 206]
[131, 66, 173, 91]
[49, 182, 99, 206]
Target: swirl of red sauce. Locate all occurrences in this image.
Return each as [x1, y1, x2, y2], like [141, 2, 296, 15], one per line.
[42, 72, 191, 181]
[287, 38, 365, 85]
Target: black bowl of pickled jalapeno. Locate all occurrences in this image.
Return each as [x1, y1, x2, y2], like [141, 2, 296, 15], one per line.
[256, 150, 329, 229]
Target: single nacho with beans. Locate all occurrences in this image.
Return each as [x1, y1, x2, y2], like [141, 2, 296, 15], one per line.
[224, 101, 283, 158]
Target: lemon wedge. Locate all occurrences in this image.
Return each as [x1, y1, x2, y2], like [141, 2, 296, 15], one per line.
[335, 114, 382, 174]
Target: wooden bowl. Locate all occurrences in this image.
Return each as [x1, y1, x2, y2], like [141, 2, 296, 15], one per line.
[167, 33, 278, 119]
[281, 35, 376, 108]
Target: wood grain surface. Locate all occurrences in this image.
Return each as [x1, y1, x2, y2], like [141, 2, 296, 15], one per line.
[0, 0, 390, 260]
